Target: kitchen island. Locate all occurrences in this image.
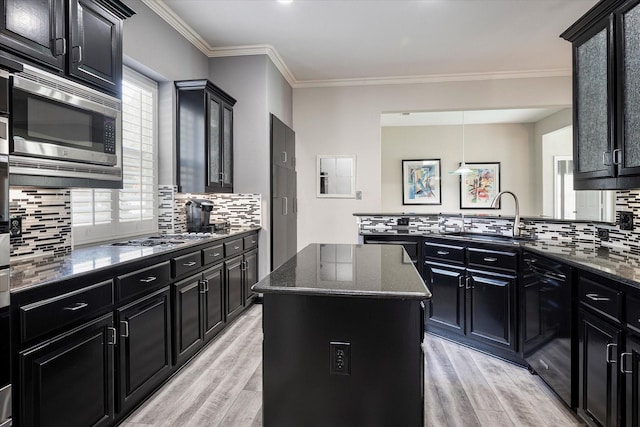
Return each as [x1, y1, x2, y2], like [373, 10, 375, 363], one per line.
[252, 243, 431, 427]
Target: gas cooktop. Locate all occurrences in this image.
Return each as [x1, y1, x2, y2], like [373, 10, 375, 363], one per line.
[109, 233, 219, 247]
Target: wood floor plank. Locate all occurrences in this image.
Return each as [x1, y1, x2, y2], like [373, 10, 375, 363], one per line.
[122, 306, 585, 427]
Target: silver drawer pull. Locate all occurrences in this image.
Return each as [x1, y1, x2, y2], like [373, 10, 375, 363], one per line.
[606, 343, 617, 363]
[234, 246, 240, 250]
[621, 352, 633, 374]
[483, 257, 498, 262]
[586, 293, 610, 302]
[63, 302, 88, 311]
[210, 252, 221, 257]
[139, 276, 157, 283]
[183, 262, 197, 267]
[437, 251, 449, 255]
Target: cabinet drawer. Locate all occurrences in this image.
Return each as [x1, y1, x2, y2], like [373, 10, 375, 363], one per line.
[172, 251, 203, 278]
[202, 244, 224, 266]
[467, 247, 517, 272]
[117, 261, 171, 301]
[20, 280, 114, 343]
[626, 295, 640, 333]
[578, 276, 622, 323]
[243, 234, 258, 250]
[423, 242, 464, 264]
[225, 239, 244, 258]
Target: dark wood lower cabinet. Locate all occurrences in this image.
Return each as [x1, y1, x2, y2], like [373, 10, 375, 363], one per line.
[173, 274, 204, 366]
[466, 269, 516, 351]
[578, 309, 621, 427]
[424, 262, 464, 335]
[623, 336, 640, 427]
[18, 314, 115, 427]
[243, 249, 258, 305]
[116, 287, 172, 415]
[226, 255, 244, 321]
[203, 264, 225, 341]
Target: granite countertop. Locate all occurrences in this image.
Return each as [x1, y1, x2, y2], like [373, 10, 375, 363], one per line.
[252, 243, 431, 300]
[10, 226, 261, 292]
[360, 228, 640, 291]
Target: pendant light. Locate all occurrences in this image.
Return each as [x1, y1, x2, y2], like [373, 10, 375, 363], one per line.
[450, 111, 474, 175]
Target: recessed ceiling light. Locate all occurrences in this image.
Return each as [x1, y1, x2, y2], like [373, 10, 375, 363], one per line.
[278, 0, 293, 4]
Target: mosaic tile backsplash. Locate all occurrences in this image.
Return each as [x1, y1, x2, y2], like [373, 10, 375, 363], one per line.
[9, 186, 262, 262]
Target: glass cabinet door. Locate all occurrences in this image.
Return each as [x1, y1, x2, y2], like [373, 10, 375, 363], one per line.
[222, 105, 233, 188]
[618, 0, 640, 176]
[574, 20, 615, 180]
[208, 97, 221, 188]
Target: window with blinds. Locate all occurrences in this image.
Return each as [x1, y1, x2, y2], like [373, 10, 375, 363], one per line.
[72, 68, 158, 245]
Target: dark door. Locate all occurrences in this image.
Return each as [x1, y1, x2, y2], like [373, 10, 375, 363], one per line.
[424, 262, 464, 335]
[203, 264, 225, 341]
[244, 249, 258, 305]
[116, 287, 172, 414]
[221, 104, 233, 190]
[226, 255, 243, 320]
[466, 269, 515, 351]
[174, 274, 204, 365]
[18, 314, 114, 427]
[207, 94, 222, 191]
[68, 0, 122, 94]
[623, 336, 640, 427]
[578, 310, 620, 427]
[0, 0, 66, 70]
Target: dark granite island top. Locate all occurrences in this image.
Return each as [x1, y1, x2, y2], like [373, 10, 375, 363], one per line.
[254, 243, 429, 427]
[252, 243, 431, 299]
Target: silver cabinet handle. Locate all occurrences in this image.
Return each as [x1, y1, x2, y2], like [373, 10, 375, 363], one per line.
[64, 302, 88, 311]
[586, 293, 610, 302]
[465, 276, 472, 290]
[437, 251, 449, 255]
[620, 352, 633, 374]
[199, 280, 208, 294]
[539, 359, 549, 370]
[204, 279, 209, 292]
[120, 320, 129, 338]
[282, 151, 287, 163]
[458, 275, 464, 288]
[139, 276, 157, 283]
[183, 261, 197, 267]
[210, 252, 221, 257]
[283, 197, 288, 215]
[483, 257, 498, 262]
[606, 343, 617, 363]
[107, 327, 117, 345]
[613, 148, 621, 166]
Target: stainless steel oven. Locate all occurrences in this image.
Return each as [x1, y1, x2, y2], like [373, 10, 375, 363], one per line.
[10, 64, 122, 187]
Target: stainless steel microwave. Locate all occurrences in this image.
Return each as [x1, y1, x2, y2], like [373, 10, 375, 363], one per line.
[9, 65, 122, 188]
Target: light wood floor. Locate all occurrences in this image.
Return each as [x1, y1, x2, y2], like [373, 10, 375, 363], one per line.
[121, 304, 583, 427]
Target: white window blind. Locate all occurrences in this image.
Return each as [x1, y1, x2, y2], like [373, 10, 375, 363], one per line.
[72, 67, 158, 245]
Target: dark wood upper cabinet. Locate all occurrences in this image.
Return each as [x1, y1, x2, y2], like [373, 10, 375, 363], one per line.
[176, 79, 236, 194]
[0, 0, 133, 95]
[561, 0, 640, 189]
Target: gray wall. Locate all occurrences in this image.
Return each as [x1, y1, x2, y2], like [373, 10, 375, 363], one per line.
[122, 0, 209, 185]
[208, 55, 294, 278]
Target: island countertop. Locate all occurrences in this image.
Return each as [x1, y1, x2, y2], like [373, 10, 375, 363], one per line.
[252, 243, 431, 299]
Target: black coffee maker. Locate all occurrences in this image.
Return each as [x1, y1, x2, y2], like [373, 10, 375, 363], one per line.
[186, 199, 214, 233]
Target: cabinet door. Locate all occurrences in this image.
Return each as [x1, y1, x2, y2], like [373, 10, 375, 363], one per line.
[466, 270, 516, 351]
[221, 104, 233, 190]
[271, 114, 287, 167]
[225, 255, 243, 321]
[578, 310, 620, 427]
[244, 249, 258, 305]
[173, 275, 204, 366]
[203, 264, 225, 341]
[424, 262, 465, 335]
[623, 336, 640, 427]
[285, 122, 296, 170]
[19, 314, 114, 427]
[573, 17, 616, 182]
[617, 0, 640, 176]
[68, 0, 122, 94]
[207, 95, 222, 190]
[116, 287, 172, 414]
[0, 0, 66, 70]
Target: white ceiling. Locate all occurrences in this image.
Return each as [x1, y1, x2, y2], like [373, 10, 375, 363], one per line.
[146, 0, 599, 88]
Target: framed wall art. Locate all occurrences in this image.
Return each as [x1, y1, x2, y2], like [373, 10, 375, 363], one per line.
[459, 162, 501, 209]
[402, 159, 441, 205]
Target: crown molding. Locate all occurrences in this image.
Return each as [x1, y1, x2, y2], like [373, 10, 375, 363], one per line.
[294, 68, 572, 89]
[142, 0, 571, 90]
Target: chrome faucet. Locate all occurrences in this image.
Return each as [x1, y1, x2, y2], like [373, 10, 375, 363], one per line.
[491, 191, 522, 237]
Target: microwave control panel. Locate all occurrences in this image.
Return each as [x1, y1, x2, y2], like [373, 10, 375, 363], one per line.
[104, 118, 116, 154]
